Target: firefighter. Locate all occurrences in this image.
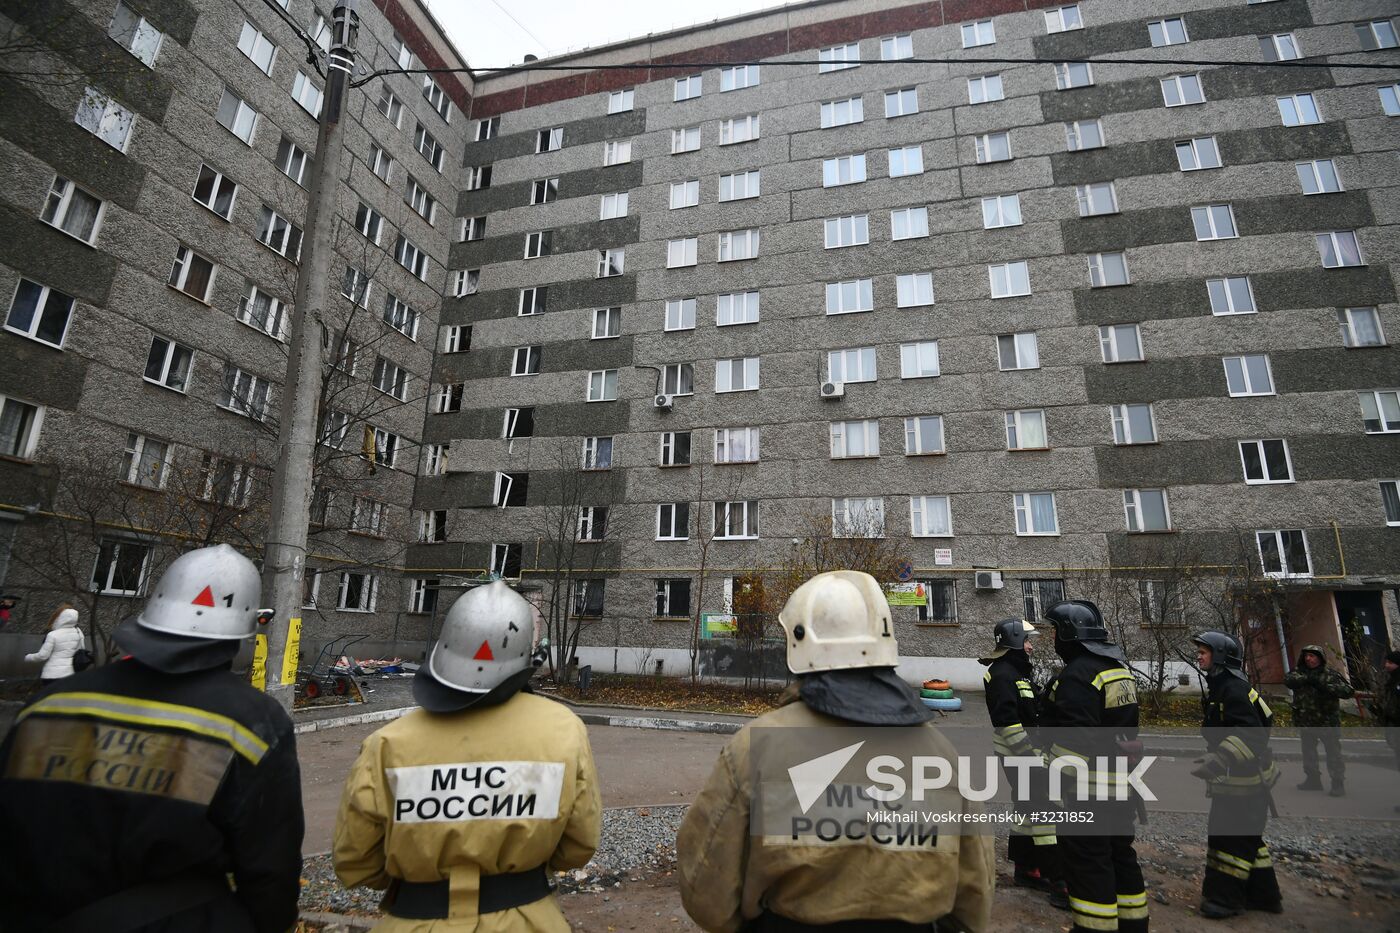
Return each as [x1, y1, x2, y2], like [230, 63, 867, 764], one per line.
[333, 580, 601, 931]
[677, 570, 996, 932]
[1189, 632, 1282, 919]
[1039, 600, 1149, 933]
[0, 544, 304, 932]
[1283, 645, 1354, 796]
[979, 617, 1060, 890]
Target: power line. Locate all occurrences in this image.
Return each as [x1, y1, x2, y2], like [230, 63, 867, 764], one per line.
[257, 0, 326, 77]
[483, 0, 550, 51]
[352, 52, 1400, 86]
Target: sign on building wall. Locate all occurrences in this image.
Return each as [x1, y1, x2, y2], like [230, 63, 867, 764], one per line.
[702, 612, 738, 638]
[886, 583, 928, 607]
[934, 549, 953, 566]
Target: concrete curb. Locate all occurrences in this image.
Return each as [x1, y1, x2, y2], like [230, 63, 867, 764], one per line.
[573, 711, 743, 735]
[294, 705, 416, 734]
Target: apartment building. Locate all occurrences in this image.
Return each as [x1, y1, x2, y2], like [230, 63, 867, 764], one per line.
[2, 0, 1398, 685]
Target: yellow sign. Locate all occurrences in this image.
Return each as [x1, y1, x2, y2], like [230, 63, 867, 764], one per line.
[250, 633, 268, 691]
[280, 616, 302, 686]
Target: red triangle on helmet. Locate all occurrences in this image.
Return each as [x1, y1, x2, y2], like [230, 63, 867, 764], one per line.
[473, 640, 495, 661]
[192, 586, 216, 607]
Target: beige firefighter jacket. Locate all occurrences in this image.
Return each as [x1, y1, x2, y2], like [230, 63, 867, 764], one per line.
[677, 696, 997, 932]
[333, 691, 602, 932]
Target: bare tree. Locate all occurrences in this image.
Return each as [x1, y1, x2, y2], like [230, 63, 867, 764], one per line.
[686, 464, 747, 683]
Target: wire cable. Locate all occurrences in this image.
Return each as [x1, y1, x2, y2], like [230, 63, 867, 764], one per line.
[257, 0, 327, 77]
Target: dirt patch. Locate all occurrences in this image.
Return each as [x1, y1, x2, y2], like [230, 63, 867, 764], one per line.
[547, 673, 784, 716]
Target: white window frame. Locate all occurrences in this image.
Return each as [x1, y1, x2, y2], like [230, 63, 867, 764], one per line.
[511, 346, 541, 377]
[662, 363, 694, 397]
[713, 501, 759, 539]
[1111, 403, 1157, 445]
[0, 394, 45, 459]
[824, 215, 870, 249]
[1191, 204, 1238, 241]
[1261, 32, 1301, 61]
[825, 279, 874, 315]
[1124, 489, 1172, 532]
[830, 419, 880, 459]
[832, 497, 885, 538]
[962, 20, 995, 48]
[1359, 390, 1400, 434]
[818, 43, 861, 72]
[667, 238, 698, 268]
[1296, 159, 1342, 195]
[888, 145, 923, 177]
[670, 180, 699, 210]
[989, 261, 1031, 298]
[974, 132, 1011, 163]
[237, 22, 277, 74]
[580, 435, 613, 470]
[40, 176, 105, 244]
[168, 245, 216, 301]
[1055, 61, 1094, 90]
[1207, 276, 1256, 315]
[600, 191, 629, 219]
[717, 229, 759, 262]
[718, 170, 760, 202]
[587, 369, 618, 402]
[91, 539, 150, 596]
[896, 273, 934, 308]
[238, 285, 288, 340]
[1161, 74, 1205, 107]
[1148, 17, 1189, 47]
[278, 137, 311, 185]
[592, 306, 621, 340]
[1239, 438, 1294, 485]
[890, 206, 929, 240]
[1222, 354, 1275, 397]
[659, 431, 691, 467]
[1338, 307, 1385, 348]
[982, 194, 1022, 229]
[716, 291, 759, 327]
[900, 341, 940, 379]
[721, 65, 760, 91]
[291, 71, 323, 117]
[1099, 324, 1143, 363]
[674, 74, 702, 101]
[657, 504, 689, 541]
[1381, 84, 1400, 117]
[820, 97, 864, 129]
[967, 74, 1004, 105]
[603, 140, 634, 165]
[719, 115, 760, 145]
[714, 426, 760, 464]
[665, 298, 696, 332]
[219, 364, 270, 421]
[1005, 409, 1049, 450]
[1014, 492, 1059, 536]
[714, 357, 760, 393]
[77, 87, 135, 150]
[338, 572, 379, 611]
[671, 126, 700, 154]
[5, 279, 74, 348]
[1065, 118, 1104, 151]
[1088, 251, 1130, 288]
[881, 34, 912, 61]
[1175, 137, 1222, 171]
[1277, 93, 1321, 126]
[377, 87, 404, 127]
[904, 416, 945, 456]
[1358, 19, 1400, 50]
[144, 336, 192, 393]
[1317, 230, 1364, 268]
[910, 495, 952, 537]
[885, 87, 918, 117]
[393, 234, 428, 281]
[1257, 530, 1311, 578]
[822, 154, 867, 187]
[997, 332, 1040, 371]
[827, 347, 876, 384]
[1076, 182, 1118, 217]
[1044, 5, 1082, 33]
[258, 207, 303, 261]
[109, 1, 162, 65]
[597, 248, 626, 278]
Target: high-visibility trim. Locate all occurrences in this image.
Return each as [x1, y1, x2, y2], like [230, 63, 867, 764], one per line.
[1219, 735, 1255, 763]
[984, 670, 992, 683]
[1207, 849, 1253, 879]
[1070, 896, 1119, 929]
[20, 692, 268, 764]
[1091, 668, 1134, 690]
[1118, 904, 1149, 921]
[1031, 832, 1058, 845]
[1116, 891, 1148, 908]
[1254, 846, 1273, 869]
[1015, 679, 1035, 698]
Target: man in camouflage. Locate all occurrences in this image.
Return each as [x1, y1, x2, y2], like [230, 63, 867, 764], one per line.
[1366, 649, 1400, 812]
[1282, 645, 1354, 797]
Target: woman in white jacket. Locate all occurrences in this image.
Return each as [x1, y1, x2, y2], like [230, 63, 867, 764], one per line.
[25, 604, 86, 684]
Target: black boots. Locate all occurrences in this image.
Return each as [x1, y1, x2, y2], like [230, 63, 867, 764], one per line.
[1296, 776, 1323, 791]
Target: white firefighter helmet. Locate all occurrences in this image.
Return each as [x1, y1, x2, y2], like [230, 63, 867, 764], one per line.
[134, 544, 262, 640]
[778, 570, 899, 673]
[427, 580, 536, 694]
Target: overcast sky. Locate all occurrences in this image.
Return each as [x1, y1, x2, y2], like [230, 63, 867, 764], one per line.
[425, 0, 790, 71]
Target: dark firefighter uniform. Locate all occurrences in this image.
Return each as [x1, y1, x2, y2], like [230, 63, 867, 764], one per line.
[1040, 601, 1148, 933]
[1192, 639, 1282, 916]
[0, 658, 304, 932]
[983, 645, 1058, 879]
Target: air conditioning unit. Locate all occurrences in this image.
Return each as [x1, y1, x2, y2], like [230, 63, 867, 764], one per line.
[653, 394, 674, 410]
[820, 381, 845, 399]
[974, 570, 1004, 590]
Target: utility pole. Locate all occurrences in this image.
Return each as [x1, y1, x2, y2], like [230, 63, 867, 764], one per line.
[260, 0, 359, 710]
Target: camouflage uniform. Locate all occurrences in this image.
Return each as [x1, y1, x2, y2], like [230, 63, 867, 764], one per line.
[1282, 645, 1354, 791]
[1366, 659, 1400, 773]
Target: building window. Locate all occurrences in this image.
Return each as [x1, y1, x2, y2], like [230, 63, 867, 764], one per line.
[587, 369, 618, 402]
[415, 124, 444, 170]
[1161, 74, 1205, 107]
[523, 231, 551, 259]
[219, 365, 270, 420]
[257, 208, 303, 260]
[826, 279, 873, 315]
[277, 137, 310, 185]
[1044, 5, 1082, 33]
[353, 202, 383, 244]
[828, 347, 876, 384]
[309, 15, 331, 53]
[606, 88, 635, 114]
[1296, 159, 1342, 195]
[1014, 493, 1059, 535]
[462, 216, 486, 241]
[1381, 84, 1400, 116]
[671, 126, 700, 154]
[655, 579, 691, 616]
[603, 140, 633, 165]
[376, 87, 403, 127]
[886, 87, 918, 117]
[0, 395, 44, 459]
[319, 409, 349, 448]
[889, 272, 933, 308]
[1257, 530, 1310, 578]
[528, 178, 559, 205]
[1176, 137, 1221, 171]
[715, 357, 760, 393]
[1260, 32, 1301, 61]
[1148, 17, 1189, 47]
[717, 291, 760, 326]
[891, 207, 929, 240]
[989, 261, 1031, 298]
[41, 176, 104, 242]
[1381, 481, 1400, 526]
[665, 298, 696, 331]
[434, 383, 463, 414]
[511, 346, 541, 377]
[1317, 231, 1364, 267]
[715, 501, 760, 539]
[291, 71, 322, 117]
[1357, 19, 1399, 50]
[818, 43, 861, 72]
[1088, 252, 1130, 287]
[168, 246, 216, 301]
[1239, 439, 1293, 484]
[888, 145, 923, 177]
[714, 427, 759, 464]
[659, 431, 691, 467]
[962, 20, 995, 48]
[239, 285, 287, 340]
[369, 429, 399, 469]
[717, 230, 759, 262]
[820, 97, 864, 128]
[6, 279, 74, 348]
[591, 306, 621, 340]
[1006, 410, 1048, 450]
[581, 435, 612, 469]
[1076, 182, 1118, 216]
[670, 180, 699, 210]
[415, 509, 447, 543]
[1223, 354, 1274, 396]
[92, 539, 150, 596]
[1111, 403, 1156, 445]
[1099, 324, 1143, 363]
[910, 497, 952, 537]
[833, 497, 885, 538]
[667, 238, 698, 268]
[824, 215, 870, 250]
[904, 416, 945, 456]
[409, 579, 439, 615]
[465, 164, 492, 190]
[492, 473, 527, 507]
[1338, 307, 1385, 348]
[369, 143, 394, 184]
[502, 407, 535, 440]
[381, 293, 418, 340]
[830, 419, 880, 459]
[967, 75, 1003, 104]
[662, 363, 694, 396]
[535, 127, 564, 153]
[597, 248, 626, 277]
[452, 269, 480, 297]
[600, 191, 629, 219]
[406, 176, 437, 222]
[109, 1, 162, 65]
[1022, 579, 1066, 621]
[998, 333, 1039, 371]
[982, 194, 1021, 229]
[144, 336, 192, 392]
[975, 132, 1012, 163]
[917, 580, 958, 623]
[422, 76, 451, 120]
[572, 579, 605, 617]
[719, 115, 760, 145]
[489, 544, 523, 579]
[674, 74, 702, 100]
[720, 64, 759, 91]
[1124, 489, 1171, 532]
[718, 170, 760, 201]
[393, 235, 428, 280]
[1055, 61, 1094, 89]
[881, 34, 912, 60]
[900, 341, 940, 379]
[77, 87, 135, 150]
[518, 286, 547, 315]
[1191, 204, 1237, 240]
[1278, 93, 1320, 126]
[1065, 118, 1104, 151]
[1360, 390, 1400, 433]
[338, 572, 378, 611]
[1207, 276, 1256, 315]
[443, 325, 470, 354]
[475, 116, 499, 140]
[215, 87, 256, 143]
[822, 154, 867, 187]
[578, 507, 609, 542]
